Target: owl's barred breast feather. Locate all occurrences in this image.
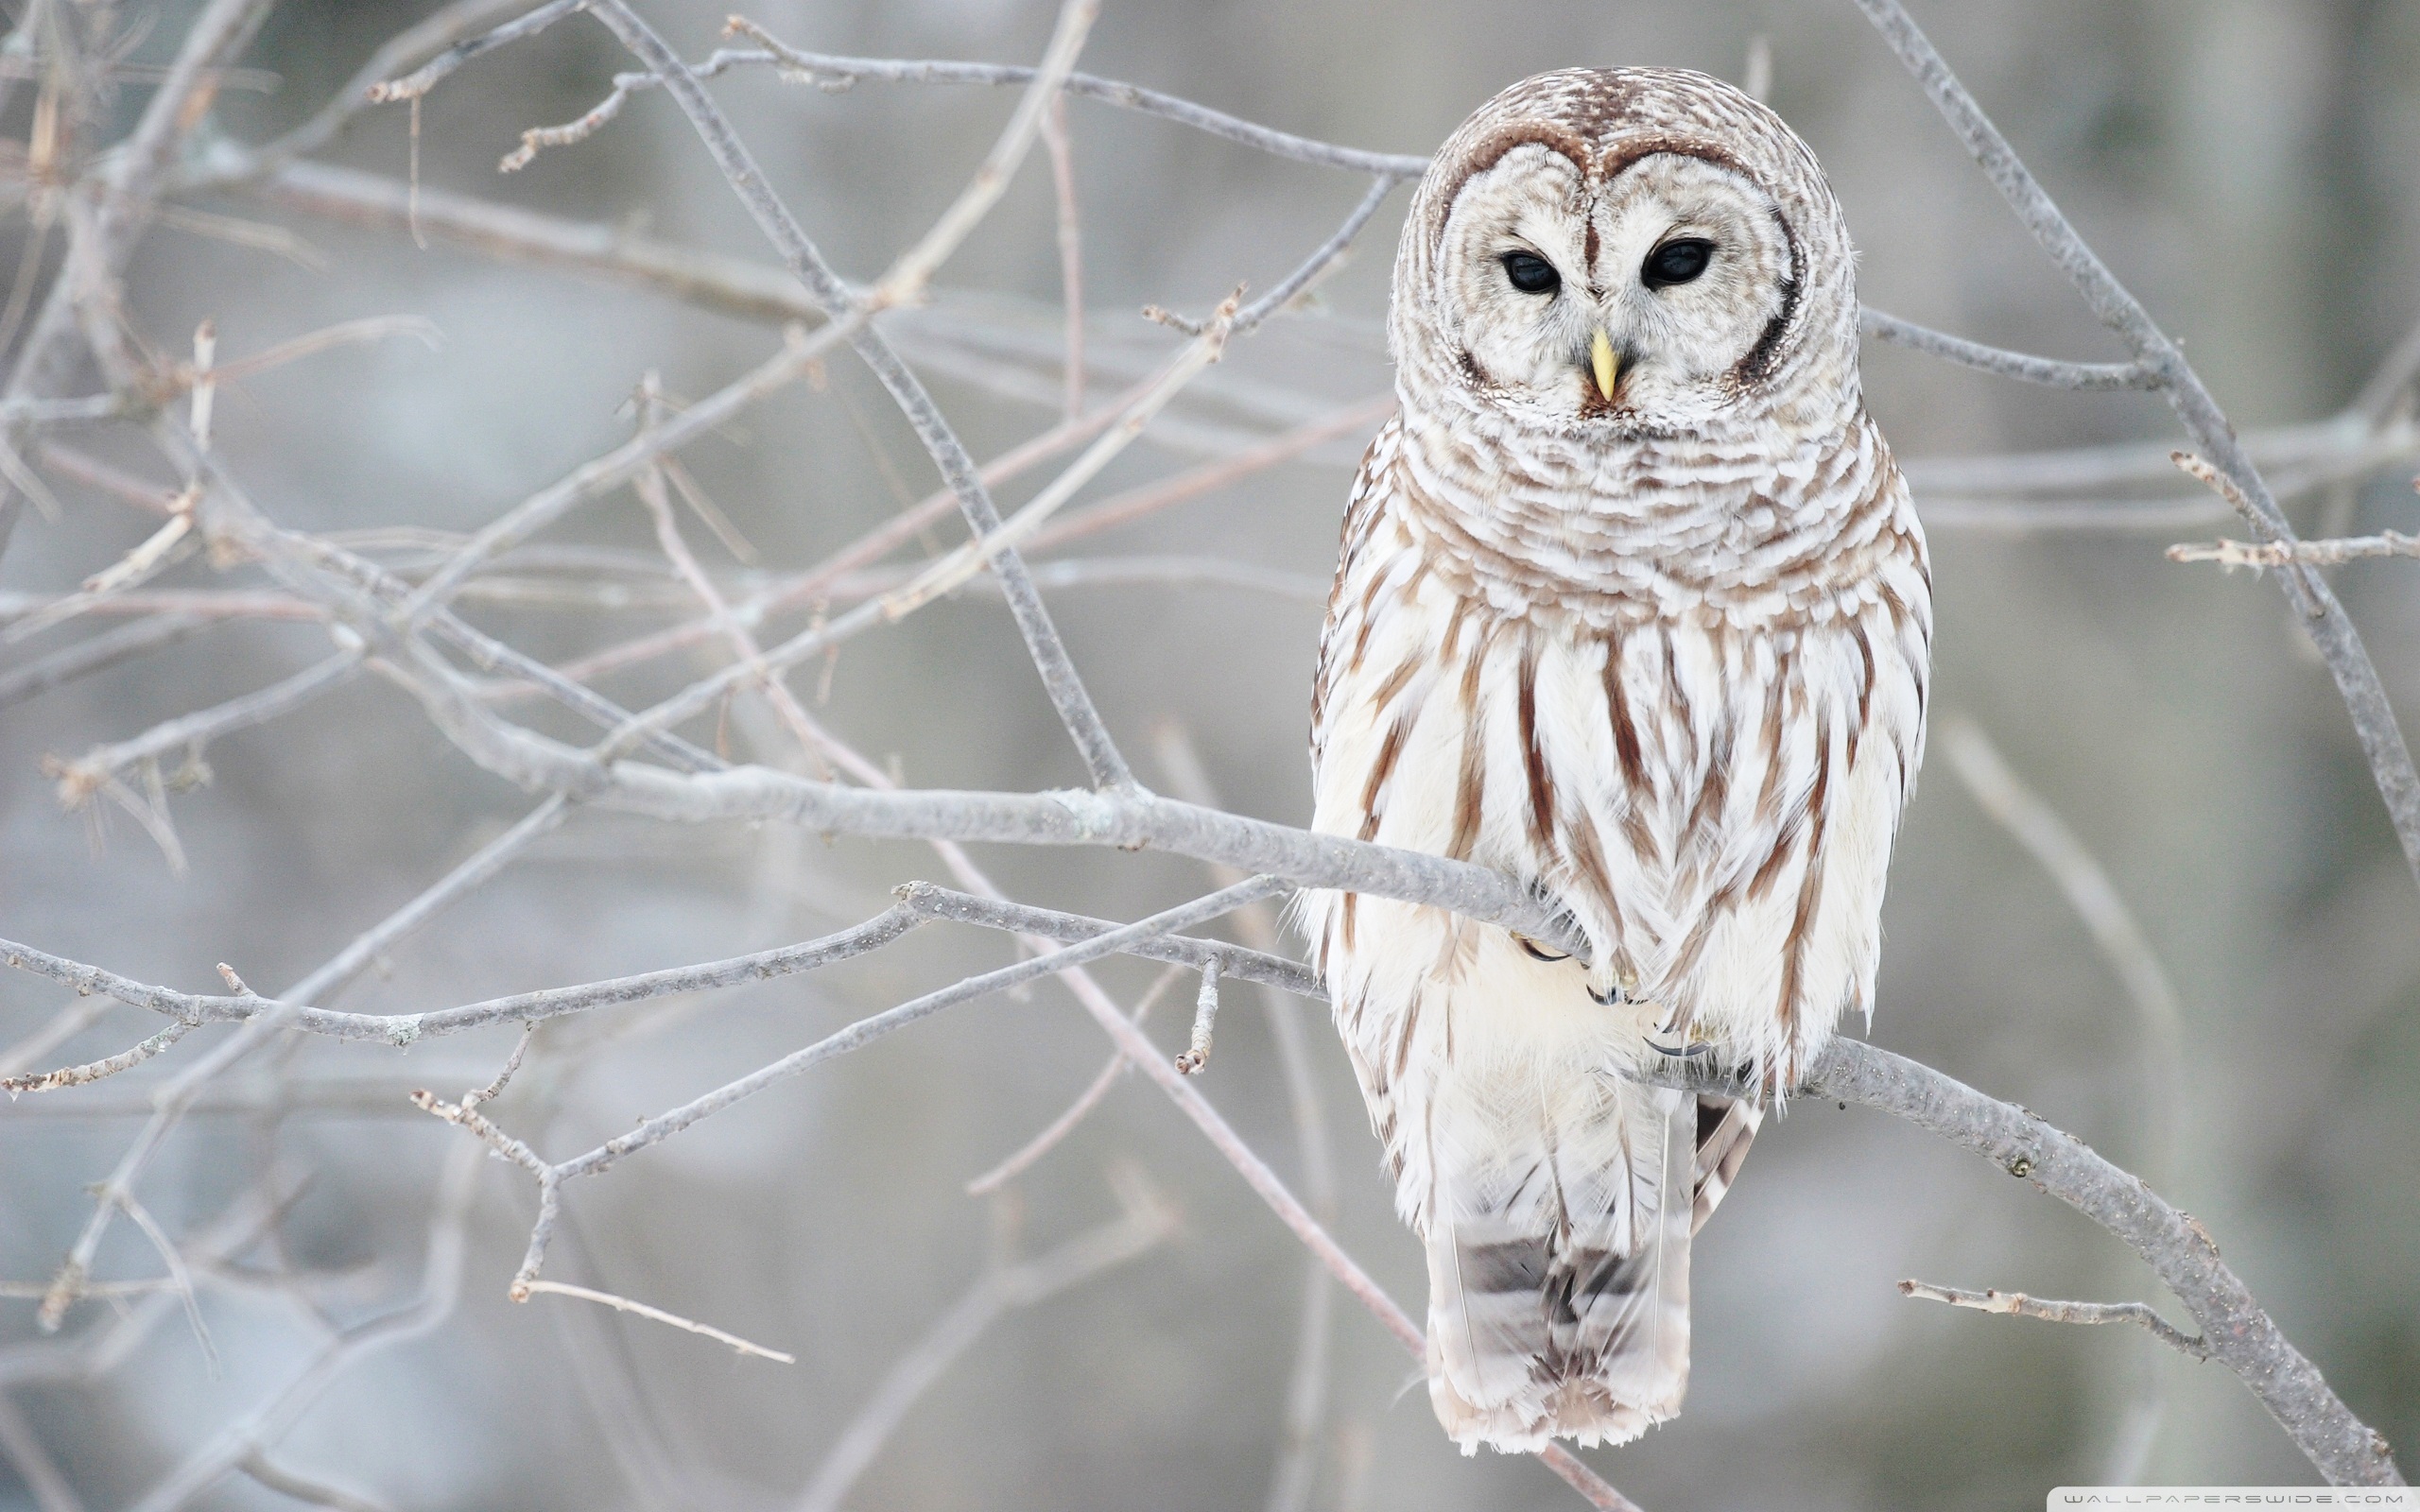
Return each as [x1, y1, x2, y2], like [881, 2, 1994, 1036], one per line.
[1305, 64, 1930, 1455]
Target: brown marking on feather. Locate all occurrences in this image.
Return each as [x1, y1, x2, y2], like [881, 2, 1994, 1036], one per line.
[1602, 630, 1648, 794]
[1875, 577, 1911, 639]
[1681, 695, 1734, 849]
[1369, 647, 1425, 713]
[1339, 891, 1357, 952]
[1357, 713, 1412, 842]
[1560, 803, 1622, 941]
[1516, 637, 1561, 860]
[1749, 643, 1796, 831]
[1657, 626, 1701, 777]
[1773, 714, 1835, 1058]
[1746, 803, 1805, 902]
[1446, 613, 1495, 860]
[1437, 593, 1474, 669]
[1429, 126, 1591, 233]
[1845, 616, 1876, 769]
[1391, 988, 1424, 1080]
[1599, 632, 1662, 870]
[1345, 564, 1391, 673]
[1728, 210, 1802, 390]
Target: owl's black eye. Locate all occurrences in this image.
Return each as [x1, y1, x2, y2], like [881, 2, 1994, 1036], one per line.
[1500, 251, 1561, 295]
[1642, 238, 1715, 290]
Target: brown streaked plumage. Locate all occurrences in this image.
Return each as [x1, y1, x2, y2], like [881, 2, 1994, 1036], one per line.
[1300, 67, 1930, 1453]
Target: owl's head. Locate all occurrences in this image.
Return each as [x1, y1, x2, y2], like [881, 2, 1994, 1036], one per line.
[1392, 68, 1859, 439]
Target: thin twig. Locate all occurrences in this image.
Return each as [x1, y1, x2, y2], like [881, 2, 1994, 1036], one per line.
[363, 0, 582, 104]
[1941, 720, 2184, 1189]
[963, 963, 1185, 1195]
[2169, 530, 2420, 570]
[870, 0, 1098, 309]
[1859, 309, 2153, 390]
[1040, 93, 1084, 420]
[237, 1453, 393, 1512]
[3, 1021, 197, 1094]
[1898, 1280, 2211, 1361]
[791, 1173, 1176, 1512]
[717, 22, 1429, 178]
[518, 1281, 796, 1364]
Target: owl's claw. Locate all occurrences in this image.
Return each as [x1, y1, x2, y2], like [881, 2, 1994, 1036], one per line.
[1515, 935, 1571, 964]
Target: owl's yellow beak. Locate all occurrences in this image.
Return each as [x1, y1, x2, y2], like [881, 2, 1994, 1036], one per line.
[1589, 329, 1620, 403]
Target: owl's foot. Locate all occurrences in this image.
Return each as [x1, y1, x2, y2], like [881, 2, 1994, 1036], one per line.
[1513, 932, 1631, 1004]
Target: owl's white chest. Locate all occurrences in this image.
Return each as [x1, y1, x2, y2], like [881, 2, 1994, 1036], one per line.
[1307, 487, 1928, 1089]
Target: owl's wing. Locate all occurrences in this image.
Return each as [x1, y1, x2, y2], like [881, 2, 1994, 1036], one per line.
[1309, 412, 1404, 773]
[1691, 1091, 1763, 1234]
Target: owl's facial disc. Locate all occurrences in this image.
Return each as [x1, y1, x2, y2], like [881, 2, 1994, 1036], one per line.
[1436, 146, 1798, 433]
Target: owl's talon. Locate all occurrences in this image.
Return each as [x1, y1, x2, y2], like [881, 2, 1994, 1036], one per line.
[1586, 983, 1623, 1005]
[1516, 935, 1571, 963]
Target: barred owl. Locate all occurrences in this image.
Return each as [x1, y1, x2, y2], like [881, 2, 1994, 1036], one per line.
[1304, 69, 1930, 1452]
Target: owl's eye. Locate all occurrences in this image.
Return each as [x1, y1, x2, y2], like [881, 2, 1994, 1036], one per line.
[1500, 251, 1561, 295]
[1642, 238, 1715, 289]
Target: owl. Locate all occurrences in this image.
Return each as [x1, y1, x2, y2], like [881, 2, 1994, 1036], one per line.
[1303, 69, 1930, 1453]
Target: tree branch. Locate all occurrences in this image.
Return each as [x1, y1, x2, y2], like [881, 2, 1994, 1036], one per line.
[1897, 1280, 2211, 1361]
[1851, 0, 2420, 890]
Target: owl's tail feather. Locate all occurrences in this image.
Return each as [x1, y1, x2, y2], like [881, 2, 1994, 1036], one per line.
[1692, 1092, 1764, 1234]
[1421, 1082, 1699, 1453]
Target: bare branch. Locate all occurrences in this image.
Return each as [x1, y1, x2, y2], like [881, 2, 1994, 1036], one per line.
[1794, 1042, 2399, 1486]
[1852, 0, 2420, 890]
[3, 1020, 198, 1094]
[882, 297, 1238, 615]
[962, 963, 1187, 1196]
[0, 907, 925, 1045]
[871, 0, 1098, 310]
[1941, 720, 2184, 1188]
[718, 21, 1430, 178]
[0, 0, 278, 552]
[1173, 958, 1220, 1074]
[118, 1140, 485, 1512]
[237, 1452, 392, 1512]
[113, 1192, 217, 1375]
[2169, 530, 2420, 570]
[43, 648, 365, 810]
[518, 1280, 797, 1365]
[221, 0, 544, 180]
[362, 0, 581, 105]
[1040, 94, 1084, 419]
[396, 326, 833, 620]
[792, 1174, 1177, 1512]
[585, 0, 1139, 793]
[1898, 1280, 2211, 1361]
[1858, 308, 2154, 390]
